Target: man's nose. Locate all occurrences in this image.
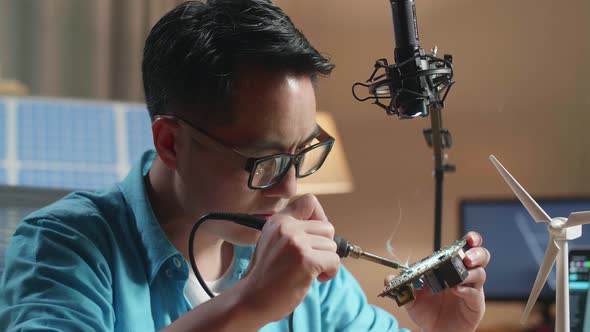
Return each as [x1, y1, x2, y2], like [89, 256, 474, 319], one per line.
[262, 166, 297, 199]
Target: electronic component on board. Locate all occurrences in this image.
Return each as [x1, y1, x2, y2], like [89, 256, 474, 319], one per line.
[380, 238, 468, 306]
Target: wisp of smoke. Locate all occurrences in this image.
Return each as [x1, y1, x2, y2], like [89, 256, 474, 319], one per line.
[386, 200, 405, 264]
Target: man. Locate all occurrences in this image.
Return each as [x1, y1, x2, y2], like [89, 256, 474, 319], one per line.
[0, 1, 490, 331]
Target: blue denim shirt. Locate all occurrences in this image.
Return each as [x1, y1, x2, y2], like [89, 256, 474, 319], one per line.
[0, 150, 406, 331]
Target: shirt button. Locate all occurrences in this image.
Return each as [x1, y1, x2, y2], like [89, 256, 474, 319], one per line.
[173, 257, 182, 268]
[165, 269, 172, 278]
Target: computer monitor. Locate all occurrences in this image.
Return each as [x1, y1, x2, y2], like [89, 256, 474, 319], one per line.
[569, 249, 590, 332]
[459, 198, 590, 302]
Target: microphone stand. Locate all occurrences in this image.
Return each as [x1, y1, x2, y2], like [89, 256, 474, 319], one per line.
[352, 49, 456, 252]
[425, 103, 454, 250]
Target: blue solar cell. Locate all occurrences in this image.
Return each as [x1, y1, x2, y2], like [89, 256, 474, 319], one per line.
[17, 100, 117, 164]
[0, 101, 6, 160]
[19, 169, 119, 191]
[126, 107, 154, 165]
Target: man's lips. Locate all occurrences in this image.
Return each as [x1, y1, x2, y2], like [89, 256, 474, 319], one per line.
[253, 213, 274, 219]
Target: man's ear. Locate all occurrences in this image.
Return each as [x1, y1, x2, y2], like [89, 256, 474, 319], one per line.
[152, 117, 180, 170]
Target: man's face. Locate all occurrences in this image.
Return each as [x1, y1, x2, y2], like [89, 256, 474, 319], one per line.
[173, 68, 317, 244]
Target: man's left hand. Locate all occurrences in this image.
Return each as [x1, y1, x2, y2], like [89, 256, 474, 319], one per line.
[388, 231, 490, 332]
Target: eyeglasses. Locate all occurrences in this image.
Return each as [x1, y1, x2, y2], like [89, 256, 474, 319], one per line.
[155, 114, 335, 190]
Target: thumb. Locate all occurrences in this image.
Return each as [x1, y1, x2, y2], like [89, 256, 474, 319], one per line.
[384, 274, 395, 286]
[451, 286, 486, 313]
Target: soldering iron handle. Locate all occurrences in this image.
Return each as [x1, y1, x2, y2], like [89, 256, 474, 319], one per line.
[203, 212, 267, 231]
[206, 212, 351, 258]
[334, 235, 351, 258]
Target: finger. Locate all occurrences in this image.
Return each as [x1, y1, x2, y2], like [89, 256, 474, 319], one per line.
[464, 247, 491, 268]
[280, 194, 328, 222]
[464, 231, 483, 248]
[302, 221, 335, 238]
[306, 234, 338, 252]
[459, 266, 487, 290]
[270, 215, 334, 238]
[312, 251, 341, 282]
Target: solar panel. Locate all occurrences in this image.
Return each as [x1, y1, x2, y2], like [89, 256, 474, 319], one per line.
[17, 100, 116, 164]
[0, 97, 155, 191]
[18, 169, 120, 190]
[126, 106, 154, 166]
[0, 101, 6, 161]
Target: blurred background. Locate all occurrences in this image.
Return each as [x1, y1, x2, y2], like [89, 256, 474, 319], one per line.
[1, 0, 589, 331]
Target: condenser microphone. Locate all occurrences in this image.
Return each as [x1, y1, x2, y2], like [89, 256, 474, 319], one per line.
[351, 0, 456, 251]
[352, 0, 454, 119]
[390, 0, 428, 118]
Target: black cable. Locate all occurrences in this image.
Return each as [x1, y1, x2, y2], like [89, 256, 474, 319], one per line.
[188, 212, 265, 298]
[188, 212, 295, 332]
[289, 310, 294, 330]
[188, 214, 217, 298]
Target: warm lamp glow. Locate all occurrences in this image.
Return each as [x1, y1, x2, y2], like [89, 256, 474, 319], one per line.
[297, 111, 354, 195]
[0, 80, 28, 96]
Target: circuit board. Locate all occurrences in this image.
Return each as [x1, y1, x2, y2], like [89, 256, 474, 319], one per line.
[379, 238, 469, 306]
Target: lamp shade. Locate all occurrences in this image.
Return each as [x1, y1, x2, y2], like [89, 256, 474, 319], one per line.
[297, 111, 354, 195]
[0, 80, 28, 96]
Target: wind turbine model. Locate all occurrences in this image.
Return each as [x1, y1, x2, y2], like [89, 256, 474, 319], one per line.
[489, 155, 590, 332]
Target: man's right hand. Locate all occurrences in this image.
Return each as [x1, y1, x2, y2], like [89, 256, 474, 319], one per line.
[238, 194, 341, 323]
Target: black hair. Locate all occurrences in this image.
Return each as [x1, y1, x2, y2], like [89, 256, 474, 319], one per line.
[142, 0, 335, 124]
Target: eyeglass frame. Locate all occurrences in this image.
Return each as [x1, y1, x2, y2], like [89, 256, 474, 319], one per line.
[154, 114, 335, 190]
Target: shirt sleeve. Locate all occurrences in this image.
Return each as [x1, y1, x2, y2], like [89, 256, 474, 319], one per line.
[0, 217, 115, 332]
[318, 265, 411, 332]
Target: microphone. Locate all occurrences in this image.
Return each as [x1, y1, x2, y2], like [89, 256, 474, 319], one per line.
[391, 0, 428, 118]
[351, 1, 456, 250]
[352, 0, 454, 119]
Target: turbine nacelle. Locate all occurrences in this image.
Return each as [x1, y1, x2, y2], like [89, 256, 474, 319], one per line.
[547, 218, 581, 240]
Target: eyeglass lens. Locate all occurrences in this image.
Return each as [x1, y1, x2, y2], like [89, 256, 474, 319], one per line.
[250, 143, 330, 188]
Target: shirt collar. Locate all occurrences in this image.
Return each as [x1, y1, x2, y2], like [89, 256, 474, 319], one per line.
[117, 149, 179, 284]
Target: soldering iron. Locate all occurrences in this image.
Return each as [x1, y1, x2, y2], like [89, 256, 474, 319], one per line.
[187, 212, 407, 332]
[188, 212, 405, 298]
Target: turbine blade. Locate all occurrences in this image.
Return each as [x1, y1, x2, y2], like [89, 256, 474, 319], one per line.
[489, 155, 551, 222]
[565, 211, 590, 228]
[521, 238, 560, 324]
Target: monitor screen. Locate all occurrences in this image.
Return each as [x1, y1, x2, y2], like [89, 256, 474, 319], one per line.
[569, 249, 590, 332]
[459, 198, 590, 301]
